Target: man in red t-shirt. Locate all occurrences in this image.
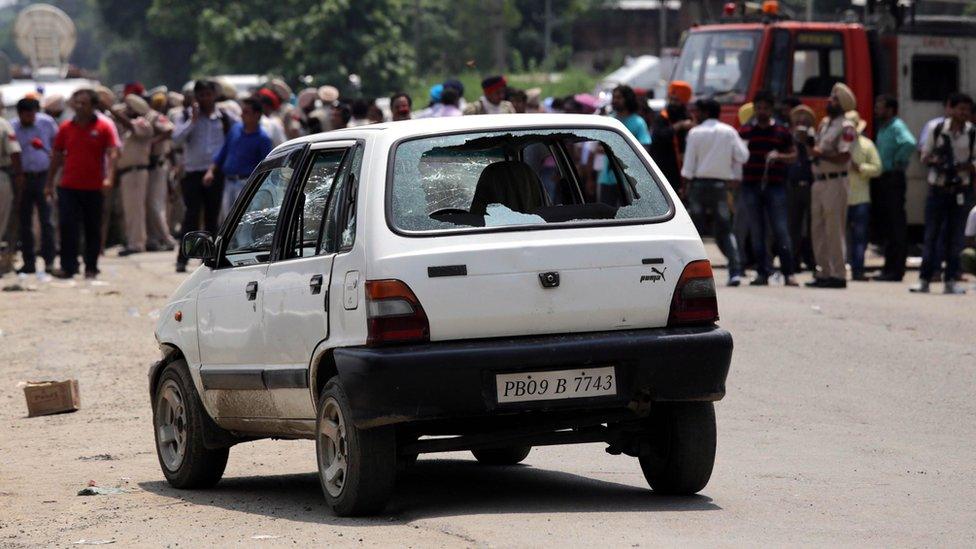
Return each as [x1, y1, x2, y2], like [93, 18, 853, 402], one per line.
[46, 88, 120, 279]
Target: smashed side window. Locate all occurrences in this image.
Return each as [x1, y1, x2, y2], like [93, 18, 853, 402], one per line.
[292, 150, 346, 258]
[390, 128, 670, 233]
[225, 167, 293, 266]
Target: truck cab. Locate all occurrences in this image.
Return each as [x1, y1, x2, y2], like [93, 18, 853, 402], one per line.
[672, 7, 976, 229]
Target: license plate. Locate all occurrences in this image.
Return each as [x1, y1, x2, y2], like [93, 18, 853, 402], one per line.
[495, 366, 616, 404]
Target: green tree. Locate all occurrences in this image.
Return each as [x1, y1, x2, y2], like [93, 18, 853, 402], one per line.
[407, 0, 598, 75]
[90, 0, 416, 93]
[190, 0, 415, 96]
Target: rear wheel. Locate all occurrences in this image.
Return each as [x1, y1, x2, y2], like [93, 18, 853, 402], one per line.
[153, 361, 228, 488]
[472, 446, 532, 465]
[638, 402, 716, 495]
[316, 377, 396, 516]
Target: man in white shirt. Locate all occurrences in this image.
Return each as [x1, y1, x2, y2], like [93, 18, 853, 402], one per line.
[917, 97, 950, 154]
[911, 93, 976, 294]
[681, 98, 750, 286]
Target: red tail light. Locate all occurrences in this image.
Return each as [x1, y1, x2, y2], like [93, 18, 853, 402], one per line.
[668, 260, 719, 326]
[365, 279, 430, 346]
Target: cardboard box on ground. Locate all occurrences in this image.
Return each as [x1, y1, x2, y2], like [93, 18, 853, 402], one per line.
[23, 380, 81, 417]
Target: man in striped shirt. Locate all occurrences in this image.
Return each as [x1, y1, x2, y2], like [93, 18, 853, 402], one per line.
[737, 90, 797, 286]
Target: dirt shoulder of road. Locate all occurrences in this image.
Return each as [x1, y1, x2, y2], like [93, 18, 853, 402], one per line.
[1, 250, 975, 547]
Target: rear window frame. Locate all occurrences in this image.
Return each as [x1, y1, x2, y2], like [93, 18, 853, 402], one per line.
[383, 124, 676, 238]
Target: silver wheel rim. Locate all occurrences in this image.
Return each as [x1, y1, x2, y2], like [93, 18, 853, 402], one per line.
[318, 397, 348, 497]
[156, 379, 188, 471]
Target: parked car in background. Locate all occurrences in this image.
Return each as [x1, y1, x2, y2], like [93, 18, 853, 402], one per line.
[594, 55, 670, 109]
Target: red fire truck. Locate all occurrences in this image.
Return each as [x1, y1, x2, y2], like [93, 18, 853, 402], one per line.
[670, 1, 976, 228]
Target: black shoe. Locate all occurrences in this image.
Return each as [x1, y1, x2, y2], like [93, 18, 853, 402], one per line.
[84, 270, 99, 280]
[16, 265, 37, 275]
[175, 263, 187, 273]
[51, 269, 76, 279]
[118, 248, 142, 257]
[823, 277, 847, 288]
[851, 273, 869, 282]
[805, 278, 825, 288]
[872, 273, 903, 282]
[749, 276, 769, 286]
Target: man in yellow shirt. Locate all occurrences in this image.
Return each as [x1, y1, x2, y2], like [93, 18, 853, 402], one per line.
[845, 111, 881, 281]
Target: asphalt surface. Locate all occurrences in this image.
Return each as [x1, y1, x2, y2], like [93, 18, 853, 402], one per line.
[1, 247, 974, 547]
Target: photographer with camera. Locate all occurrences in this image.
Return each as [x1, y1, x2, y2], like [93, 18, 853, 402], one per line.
[911, 93, 976, 294]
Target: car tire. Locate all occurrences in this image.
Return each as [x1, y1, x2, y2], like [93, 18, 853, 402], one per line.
[471, 446, 532, 465]
[153, 360, 229, 489]
[316, 376, 396, 516]
[639, 402, 716, 495]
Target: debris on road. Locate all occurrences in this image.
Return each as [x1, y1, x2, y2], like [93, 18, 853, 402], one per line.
[73, 539, 116, 545]
[23, 380, 81, 417]
[78, 454, 117, 461]
[77, 480, 129, 496]
[3, 283, 36, 292]
[251, 534, 282, 540]
[77, 486, 127, 496]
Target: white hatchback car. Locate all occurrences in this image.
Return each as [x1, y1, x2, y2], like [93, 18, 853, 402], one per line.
[151, 114, 732, 516]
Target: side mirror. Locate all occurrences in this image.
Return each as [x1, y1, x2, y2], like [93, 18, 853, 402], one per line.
[181, 231, 215, 260]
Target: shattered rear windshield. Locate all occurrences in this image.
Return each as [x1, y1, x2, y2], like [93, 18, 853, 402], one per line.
[389, 128, 671, 233]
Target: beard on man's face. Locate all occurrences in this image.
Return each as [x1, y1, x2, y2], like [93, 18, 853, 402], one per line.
[826, 103, 844, 117]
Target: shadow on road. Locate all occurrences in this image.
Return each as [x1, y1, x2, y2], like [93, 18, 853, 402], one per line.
[139, 458, 720, 522]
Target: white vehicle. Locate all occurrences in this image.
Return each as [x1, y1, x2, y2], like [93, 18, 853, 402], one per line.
[0, 77, 100, 118]
[201, 74, 267, 98]
[595, 55, 669, 107]
[150, 114, 733, 516]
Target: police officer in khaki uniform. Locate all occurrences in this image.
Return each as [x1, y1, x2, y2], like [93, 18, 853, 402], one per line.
[0, 98, 24, 275]
[112, 94, 155, 256]
[806, 82, 857, 289]
[146, 89, 177, 250]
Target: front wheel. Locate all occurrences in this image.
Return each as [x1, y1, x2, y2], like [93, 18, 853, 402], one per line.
[638, 402, 716, 495]
[472, 446, 532, 465]
[316, 377, 396, 516]
[153, 361, 228, 488]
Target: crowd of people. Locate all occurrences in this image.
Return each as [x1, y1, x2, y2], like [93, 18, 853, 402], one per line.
[0, 73, 974, 291]
[646, 81, 975, 293]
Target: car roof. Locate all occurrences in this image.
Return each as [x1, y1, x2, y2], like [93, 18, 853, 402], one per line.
[271, 114, 630, 153]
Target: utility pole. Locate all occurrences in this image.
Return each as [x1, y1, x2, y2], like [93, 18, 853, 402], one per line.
[659, 0, 668, 57]
[543, 0, 552, 68]
[806, 0, 814, 21]
[414, 0, 422, 67]
[492, 0, 508, 71]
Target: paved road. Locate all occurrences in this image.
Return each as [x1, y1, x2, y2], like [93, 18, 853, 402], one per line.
[1, 250, 974, 547]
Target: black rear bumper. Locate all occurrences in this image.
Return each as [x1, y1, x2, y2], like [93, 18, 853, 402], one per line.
[334, 326, 732, 428]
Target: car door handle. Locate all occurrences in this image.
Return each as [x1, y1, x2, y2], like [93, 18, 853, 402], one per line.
[309, 274, 323, 295]
[245, 281, 258, 301]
